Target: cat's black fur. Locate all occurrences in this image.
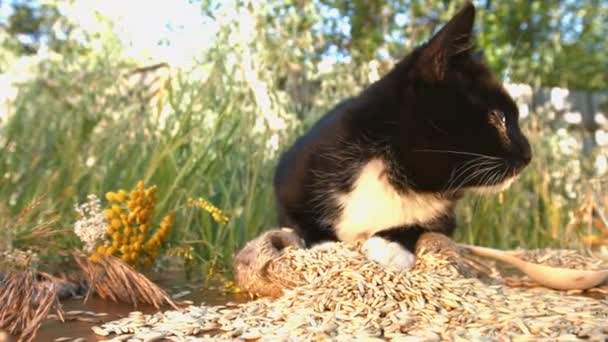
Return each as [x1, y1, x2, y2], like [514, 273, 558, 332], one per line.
[274, 2, 531, 253]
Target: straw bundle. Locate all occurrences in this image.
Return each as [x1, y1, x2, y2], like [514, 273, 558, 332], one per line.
[0, 271, 62, 342]
[233, 228, 305, 297]
[74, 253, 177, 309]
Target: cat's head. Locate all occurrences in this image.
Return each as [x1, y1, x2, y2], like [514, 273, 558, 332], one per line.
[389, 2, 531, 194]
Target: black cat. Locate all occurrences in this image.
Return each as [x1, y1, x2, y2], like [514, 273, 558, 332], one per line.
[274, 2, 531, 271]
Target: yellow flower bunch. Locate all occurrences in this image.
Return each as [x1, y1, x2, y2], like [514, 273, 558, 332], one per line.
[90, 181, 173, 268]
[187, 197, 229, 224]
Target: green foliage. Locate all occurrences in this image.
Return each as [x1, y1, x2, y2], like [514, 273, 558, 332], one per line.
[477, 0, 608, 90]
[301, 0, 608, 90]
[1, 0, 80, 55]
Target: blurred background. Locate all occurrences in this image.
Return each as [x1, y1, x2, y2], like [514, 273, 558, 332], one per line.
[1, 0, 607, 276]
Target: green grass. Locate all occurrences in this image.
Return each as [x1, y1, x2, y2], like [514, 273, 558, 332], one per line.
[0, 45, 283, 274]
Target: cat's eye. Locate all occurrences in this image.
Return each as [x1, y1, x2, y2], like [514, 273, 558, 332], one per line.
[490, 110, 506, 126]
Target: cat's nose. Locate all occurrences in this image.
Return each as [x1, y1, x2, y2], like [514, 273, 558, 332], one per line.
[509, 129, 532, 168]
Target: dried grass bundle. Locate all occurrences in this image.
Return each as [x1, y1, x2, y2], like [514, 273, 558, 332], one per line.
[0, 271, 62, 342]
[233, 228, 304, 298]
[73, 253, 176, 309]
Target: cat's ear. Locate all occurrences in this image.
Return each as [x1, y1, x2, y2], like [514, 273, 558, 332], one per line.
[417, 2, 476, 82]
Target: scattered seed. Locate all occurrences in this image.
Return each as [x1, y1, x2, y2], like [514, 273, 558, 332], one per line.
[91, 326, 109, 336]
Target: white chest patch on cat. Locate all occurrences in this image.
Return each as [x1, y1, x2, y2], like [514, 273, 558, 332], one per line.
[333, 159, 449, 242]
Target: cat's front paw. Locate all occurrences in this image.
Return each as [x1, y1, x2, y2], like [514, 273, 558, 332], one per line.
[362, 236, 416, 272]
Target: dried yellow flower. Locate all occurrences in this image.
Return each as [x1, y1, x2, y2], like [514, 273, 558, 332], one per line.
[187, 197, 229, 224]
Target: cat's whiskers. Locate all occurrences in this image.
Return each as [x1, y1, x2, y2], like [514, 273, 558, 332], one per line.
[464, 162, 503, 190]
[449, 156, 488, 178]
[481, 166, 507, 210]
[447, 164, 491, 195]
[451, 160, 505, 195]
[446, 156, 497, 189]
[445, 156, 487, 192]
[412, 149, 503, 160]
[462, 162, 507, 222]
[445, 158, 503, 194]
[483, 164, 514, 194]
[446, 160, 495, 194]
[411, 149, 508, 194]
[482, 161, 508, 188]
[471, 162, 510, 199]
[484, 162, 505, 187]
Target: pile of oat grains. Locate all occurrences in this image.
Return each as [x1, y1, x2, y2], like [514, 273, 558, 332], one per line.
[95, 242, 608, 341]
